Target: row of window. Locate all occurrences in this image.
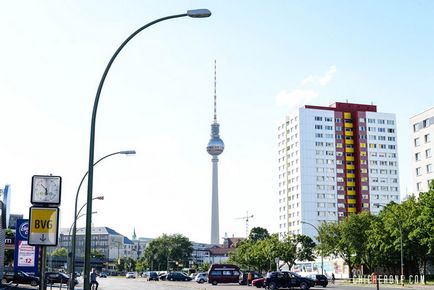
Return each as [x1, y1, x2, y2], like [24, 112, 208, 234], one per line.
[313, 116, 395, 125]
[413, 118, 432, 132]
[415, 149, 432, 161]
[369, 143, 397, 149]
[416, 164, 433, 175]
[414, 133, 431, 146]
[416, 179, 433, 191]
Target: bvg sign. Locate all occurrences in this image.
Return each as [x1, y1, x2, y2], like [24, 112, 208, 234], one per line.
[28, 207, 59, 246]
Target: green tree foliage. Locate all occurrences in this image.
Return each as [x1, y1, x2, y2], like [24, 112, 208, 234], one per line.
[142, 233, 192, 271]
[90, 249, 105, 259]
[249, 227, 270, 242]
[228, 231, 315, 272]
[5, 229, 14, 265]
[51, 247, 68, 257]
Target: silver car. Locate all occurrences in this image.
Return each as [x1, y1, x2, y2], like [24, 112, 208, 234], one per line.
[195, 272, 208, 283]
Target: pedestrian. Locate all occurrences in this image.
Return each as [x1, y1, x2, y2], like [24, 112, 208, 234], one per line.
[90, 268, 99, 290]
[247, 272, 253, 286]
[331, 273, 335, 284]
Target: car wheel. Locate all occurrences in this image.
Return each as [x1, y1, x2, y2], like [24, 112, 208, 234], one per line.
[31, 280, 38, 286]
[269, 282, 277, 290]
[322, 285, 327, 288]
[200, 279, 204, 283]
[212, 280, 218, 285]
[185, 278, 188, 281]
[256, 282, 263, 288]
[300, 282, 309, 290]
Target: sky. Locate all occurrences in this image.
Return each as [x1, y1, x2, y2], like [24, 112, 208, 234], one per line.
[1, 0, 434, 244]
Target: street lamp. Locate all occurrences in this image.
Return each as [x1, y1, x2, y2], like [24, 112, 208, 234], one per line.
[301, 221, 323, 275]
[71, 150, 134, 290]
[82, 9, 211, 290]
[375, 203, 404, 285]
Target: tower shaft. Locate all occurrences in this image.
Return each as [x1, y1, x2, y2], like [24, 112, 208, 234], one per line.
[211, 157, 219, 244]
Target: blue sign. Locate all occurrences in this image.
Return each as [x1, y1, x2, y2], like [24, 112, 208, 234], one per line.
[14, 219, 39, 275]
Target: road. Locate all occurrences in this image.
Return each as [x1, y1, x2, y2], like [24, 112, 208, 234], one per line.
[73, 277, 432, 290]
[2, 278, 432, 290]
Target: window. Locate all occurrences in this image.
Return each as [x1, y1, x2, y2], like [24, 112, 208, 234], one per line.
[427, 164, 433, 173]
[387, 120, 395, 125]
[359, 118, 365, 123]
[414, 123, 421, 132]
[417, 182, 422, 191]
[378, 119, 385, 124]
[425, 134, 431, 143]
[325, 117, 333, 122]
[416, 167, 422, 176]
[315, 125, 323, 129]
[426, 149, 432, 158]
[368, 118, 376, 124]
[315, 116, 323, 121]
[415, 152, 421, 161]
[388, 128, 395, 133]
[378, 128, 386, 133]
[335, 118, 341, 123]
[315, 133, 323, 138]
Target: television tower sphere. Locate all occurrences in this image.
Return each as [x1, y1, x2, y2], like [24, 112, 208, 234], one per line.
[207, 123, 224, 156]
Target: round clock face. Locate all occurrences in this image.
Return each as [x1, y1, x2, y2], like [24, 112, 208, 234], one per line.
[32, 176, 61, 204]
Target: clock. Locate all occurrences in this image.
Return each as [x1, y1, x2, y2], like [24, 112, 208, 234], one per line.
[31, 175, 62, 205]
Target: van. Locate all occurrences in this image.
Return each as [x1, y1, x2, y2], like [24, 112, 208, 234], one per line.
[208, 264, 241, 285]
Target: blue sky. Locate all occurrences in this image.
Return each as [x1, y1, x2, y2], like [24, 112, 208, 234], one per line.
[1, 1, 433, 243]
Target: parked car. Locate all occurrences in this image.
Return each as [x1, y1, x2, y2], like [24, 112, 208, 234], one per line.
[306, 274, 328, 287]
[99, 272, 108, 278]
[126, 272, 137, 279]
[167, 271, 192, 281]
[1, 271, 40, 287]
[159, 272, 167, 281]
[208, 264, 241, 285]
[195, 272, 208, 283]
[240, 271, 263, 285]
[45, 272, 78, 285]
[264, 271, 315, 290]
[148, 272, 159, 281]
[252, 277, 265, 288]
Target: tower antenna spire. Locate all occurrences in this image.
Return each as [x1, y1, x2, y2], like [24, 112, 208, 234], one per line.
[214, 59, 217, 123]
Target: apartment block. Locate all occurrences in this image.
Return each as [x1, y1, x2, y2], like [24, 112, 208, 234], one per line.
[410, 107, 434, 195]
[277, 102, 400, 239]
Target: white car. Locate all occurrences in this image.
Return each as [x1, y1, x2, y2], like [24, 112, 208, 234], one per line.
[126, 272, 137, 279]
[195, 272, 208, 283]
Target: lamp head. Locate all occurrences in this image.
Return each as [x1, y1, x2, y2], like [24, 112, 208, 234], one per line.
[120, 150, 136, 155]
[95, 196, 104, 200]
[187, 9, 212, 18]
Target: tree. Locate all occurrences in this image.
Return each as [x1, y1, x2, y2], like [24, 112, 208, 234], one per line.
[249, 227, 270, 242]
[142, 233, 192, 271]
[51, 247, 68, 257]
[90, 249, 105, 259]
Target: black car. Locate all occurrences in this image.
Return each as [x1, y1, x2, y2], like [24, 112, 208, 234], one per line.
[148, 271, 159, 281]
[307, 274, 328, 287]
[1, 271, 40, 286]
[265, 271, 315, 290]
[45, 272, 78, 285]
[167, 271, 192, 281]
[240, 272, 263, 285]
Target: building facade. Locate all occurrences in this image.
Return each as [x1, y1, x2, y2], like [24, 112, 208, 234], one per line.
[277, 102, 400, 239]
[410, 107, 434, 195]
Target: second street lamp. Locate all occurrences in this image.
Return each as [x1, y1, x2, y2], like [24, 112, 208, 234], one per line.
[83, 9, 211, 290]
[71, 150, 134, 290]
[301, 220, 323, 275]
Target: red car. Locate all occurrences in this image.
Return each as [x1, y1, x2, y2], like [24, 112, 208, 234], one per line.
[252, 277, 265, 288]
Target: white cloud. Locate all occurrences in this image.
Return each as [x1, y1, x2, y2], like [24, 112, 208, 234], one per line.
[275, 89, 319, 110]
[301, 65, 337, 86]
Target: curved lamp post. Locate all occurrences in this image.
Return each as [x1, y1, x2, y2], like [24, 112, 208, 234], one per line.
[375, 203, 404, 285]
[71, 150, 134, 290]
[82, 9, 211, 290]
[301, 220, 323, 275]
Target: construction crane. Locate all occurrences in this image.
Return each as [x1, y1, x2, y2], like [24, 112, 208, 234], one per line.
[235, 211, 254, 238]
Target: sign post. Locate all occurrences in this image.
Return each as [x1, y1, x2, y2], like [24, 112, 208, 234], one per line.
[29, 175, 62, 290]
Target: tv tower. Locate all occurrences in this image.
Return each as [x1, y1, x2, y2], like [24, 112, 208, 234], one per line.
[206, 60, 224, 245]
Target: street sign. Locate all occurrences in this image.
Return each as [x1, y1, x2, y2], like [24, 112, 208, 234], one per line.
[28, 207, 59, 246]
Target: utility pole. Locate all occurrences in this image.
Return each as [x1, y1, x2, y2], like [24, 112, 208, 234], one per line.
[235, 211, 254, 238]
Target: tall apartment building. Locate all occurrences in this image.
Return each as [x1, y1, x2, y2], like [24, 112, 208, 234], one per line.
[277, 102, 400, 239]
[410, 107, 434, 195]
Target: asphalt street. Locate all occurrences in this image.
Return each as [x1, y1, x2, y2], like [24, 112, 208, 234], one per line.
[2, 278, 434, 290]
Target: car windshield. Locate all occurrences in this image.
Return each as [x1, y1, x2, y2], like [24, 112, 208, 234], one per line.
[291, 272, 302, 278]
